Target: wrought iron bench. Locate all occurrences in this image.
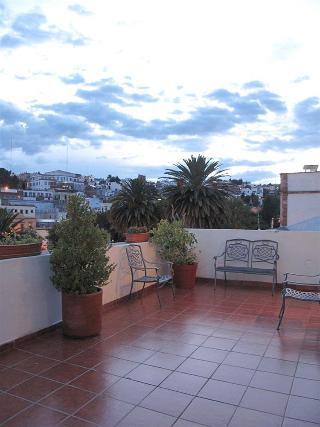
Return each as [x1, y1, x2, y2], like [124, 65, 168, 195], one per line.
[126, 244, 174, 307]
[277, 273, 320, 330]
[213, 239, 279, 295]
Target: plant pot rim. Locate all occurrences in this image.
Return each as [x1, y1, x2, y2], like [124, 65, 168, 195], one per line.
[126, 231, 149, 235]
[62, 288, 103, 297]
[174, 262, 198, 266]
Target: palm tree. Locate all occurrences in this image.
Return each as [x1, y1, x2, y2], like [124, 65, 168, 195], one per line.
[0, 208, 21, 237]
[110, 177, 160, 232]
[163, 155, 229, 228]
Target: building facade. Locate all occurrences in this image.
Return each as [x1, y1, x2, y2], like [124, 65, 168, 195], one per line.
[280, 169, 320, 226]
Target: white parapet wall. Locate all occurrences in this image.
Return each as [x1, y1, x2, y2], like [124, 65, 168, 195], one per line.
[0, 254, 61, 347]
[1, 232, 319, 347]
[189, 229, 320, 282]
[0, 242, 160, 347]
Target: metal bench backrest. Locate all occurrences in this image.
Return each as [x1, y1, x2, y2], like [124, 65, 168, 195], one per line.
[224, 239, 251, 267]
[224, 239, 278, 268]
[126, 244, 146, 271]
[251, 240, 278, 267]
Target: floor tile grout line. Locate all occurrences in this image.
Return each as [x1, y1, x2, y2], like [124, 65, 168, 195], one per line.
[2, 284, 320, 426]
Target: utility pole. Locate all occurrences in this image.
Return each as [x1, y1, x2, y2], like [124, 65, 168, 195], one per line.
[66, 140, 69, 172]
[10, 137, 13, 171]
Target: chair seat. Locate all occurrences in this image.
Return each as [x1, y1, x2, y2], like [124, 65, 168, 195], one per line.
[134, 274, 173, 284]
[216, 266, 274, 275]
[283, 287, 320, 301]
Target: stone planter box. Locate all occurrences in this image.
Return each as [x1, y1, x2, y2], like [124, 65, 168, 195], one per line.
[125, 232, 150, 243]
[0, 242, 42, 260]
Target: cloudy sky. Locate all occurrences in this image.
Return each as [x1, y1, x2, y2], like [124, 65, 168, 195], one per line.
[0, 0, 319, 182]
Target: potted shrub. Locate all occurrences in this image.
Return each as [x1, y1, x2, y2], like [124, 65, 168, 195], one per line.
[0, 208, 42, 260]
[151, 219, 198, 289]
[50, 195, 115, 338]
[126, 226, 149, 243]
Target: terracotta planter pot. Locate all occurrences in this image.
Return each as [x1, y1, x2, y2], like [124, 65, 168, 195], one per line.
[62, 288, 102, 338]
[0, 242, 42, 260]
[173, 263, 198, 289]
[126, 232, 149, 243]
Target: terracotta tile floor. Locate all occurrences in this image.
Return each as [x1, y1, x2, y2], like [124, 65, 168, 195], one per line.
[1, 280, 320, 426]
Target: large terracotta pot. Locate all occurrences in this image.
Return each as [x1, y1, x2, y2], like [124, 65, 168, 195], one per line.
[0, 242, 42, 260]
[126, 232, 149, 243]
[62, 288, 102, 338]
[173, 263, 198, 289]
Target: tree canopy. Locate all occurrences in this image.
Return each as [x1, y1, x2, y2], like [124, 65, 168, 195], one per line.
[162, 155, 229, 228]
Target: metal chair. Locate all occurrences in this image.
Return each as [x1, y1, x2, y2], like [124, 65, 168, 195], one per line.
[126, 244, 174, 307]
[277, 272, 320, 330]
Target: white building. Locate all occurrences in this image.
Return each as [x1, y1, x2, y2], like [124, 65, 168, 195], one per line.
[0, 200, 36, 230]
[28, 173, 57, 191]
[280, 166, 320, 227]
[240, 185, 264, 198]
[23, 190, 54, 200]
[27, 170, 85, 192]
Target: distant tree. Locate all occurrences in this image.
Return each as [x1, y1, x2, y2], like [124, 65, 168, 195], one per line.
[163, 155, 229, 228]
[0, 168, 19, 188]
[223, 198, 258, 229]
[261, 195, 280, 228]
[110, 178, 160, 232]
[229, 178, 243, 185]
[95, 211, 123, 242]
[241, 194, 260, 207]
[107, 174, 121, 184]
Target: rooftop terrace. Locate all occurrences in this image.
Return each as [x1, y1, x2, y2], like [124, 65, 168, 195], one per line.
[1, 281, 320, 426]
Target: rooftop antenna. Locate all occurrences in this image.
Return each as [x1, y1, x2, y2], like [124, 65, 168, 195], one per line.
[66, 139, 69, 172]
[10, 137, 13, 171]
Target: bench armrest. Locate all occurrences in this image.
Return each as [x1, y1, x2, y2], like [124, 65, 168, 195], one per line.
[283, 272, 320, 287]
[213, 252, 225, 261]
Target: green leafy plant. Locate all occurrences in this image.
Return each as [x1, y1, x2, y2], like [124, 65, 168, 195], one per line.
[50, 195, 115, 294]
[163, 155, 229, 228]
[110, 178, 160, 232]
[127, 226, 148, 233]
[0, 208, 22, 237]
[0, 228, 42, 245]
[151, 219, 197, 265]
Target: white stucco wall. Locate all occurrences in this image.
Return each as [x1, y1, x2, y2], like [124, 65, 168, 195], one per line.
[190, 229, 320, 282]
[287, 193, 320, 226]
[1, 232, 319, 347]
[287, 172, 320, 226]
[288, 172, 320, 192]
[0, 242, 160, 347]
[0, 254, 61, 347]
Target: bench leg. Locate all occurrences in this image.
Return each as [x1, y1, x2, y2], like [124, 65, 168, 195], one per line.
[155, 282, 162, 308]
[129, 281, 134, 298]
[171, 281, 176, 298]
[140, 282, 146, 298]
[214, 269, 217, 291]
[272, 272, 277, 296]
[277, 297, 286, 330]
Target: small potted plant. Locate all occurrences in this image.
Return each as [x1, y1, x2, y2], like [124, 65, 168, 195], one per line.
[50, 195, 115, 338]
[151, 219, 197, 289]
[0, 208, 42, 259]
[126, 226, 149, 243]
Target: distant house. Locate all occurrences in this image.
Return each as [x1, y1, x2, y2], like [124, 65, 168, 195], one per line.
[27, 170, 85, 192]
[280, 166, 320, 226]
[0, 201, 36, 230]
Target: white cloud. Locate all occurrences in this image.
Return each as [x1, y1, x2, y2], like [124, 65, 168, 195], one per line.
[0, 0, 320, 181]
